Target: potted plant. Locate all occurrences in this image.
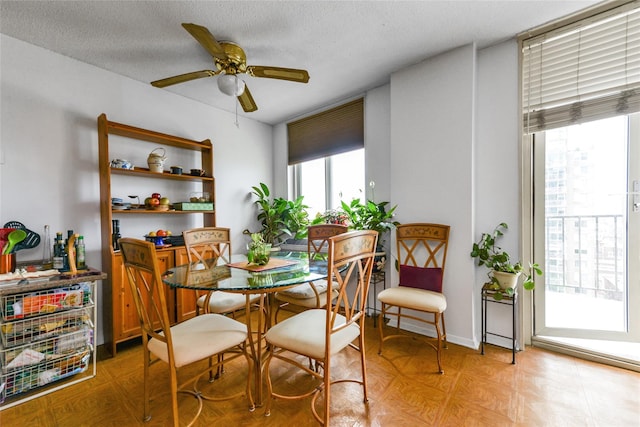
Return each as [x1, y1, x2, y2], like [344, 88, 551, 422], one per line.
[340, 198, 399, 241]
[246, 182, 310, 247]
[339, 190, 399, 271]
[247, 232, 271, 266]
[470, 222, 542, 300]
[311, 208, 349, 226]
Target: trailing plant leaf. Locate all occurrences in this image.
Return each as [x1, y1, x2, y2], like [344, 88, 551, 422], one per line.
[471, 222, 543, 300]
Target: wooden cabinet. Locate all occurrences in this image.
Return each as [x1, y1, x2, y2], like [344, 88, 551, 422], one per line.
[98, 114, 216, 355]
[111, 250, 176, 350]
[174, 248, 199, 323]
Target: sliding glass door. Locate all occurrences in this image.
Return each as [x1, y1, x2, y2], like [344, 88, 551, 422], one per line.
[533, 114, 639, 343]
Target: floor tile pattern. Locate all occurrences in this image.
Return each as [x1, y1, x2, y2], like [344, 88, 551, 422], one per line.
[2, 317, 639, 426]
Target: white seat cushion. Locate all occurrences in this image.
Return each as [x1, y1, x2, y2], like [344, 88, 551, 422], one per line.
[278, 279, 337, 299]
[148, 313, 247, 368]
[274, 279, 340, 308]
[275, 289, 339, 308]
[265, 309, 360, 360]
[378, 286, 447, 313]
[197, 291, 260, 314]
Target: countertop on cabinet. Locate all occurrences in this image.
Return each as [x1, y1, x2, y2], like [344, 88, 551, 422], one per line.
[0, 268, 106, 295]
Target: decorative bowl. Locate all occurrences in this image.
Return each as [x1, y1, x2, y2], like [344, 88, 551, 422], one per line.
[110, 159, 133, 169]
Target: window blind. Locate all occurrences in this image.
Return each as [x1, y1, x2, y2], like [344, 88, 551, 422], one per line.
[522, 3, 640, 133]
[287, 98, 364, 165]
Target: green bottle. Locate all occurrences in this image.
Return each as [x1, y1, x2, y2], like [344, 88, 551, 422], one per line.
[77, 235, 86, 269]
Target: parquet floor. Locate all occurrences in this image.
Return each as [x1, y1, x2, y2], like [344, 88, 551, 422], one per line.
[2, 316, 639, 426]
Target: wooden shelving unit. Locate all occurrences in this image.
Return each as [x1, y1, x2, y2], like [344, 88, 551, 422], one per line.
[98, 113, 215, 356]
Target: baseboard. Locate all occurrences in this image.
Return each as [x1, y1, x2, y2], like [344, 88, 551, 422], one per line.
[383, 317, 477, 350]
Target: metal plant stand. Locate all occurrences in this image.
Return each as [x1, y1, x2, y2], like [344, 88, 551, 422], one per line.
[366, 271, 386, 327]
[481, 282, 518, 364]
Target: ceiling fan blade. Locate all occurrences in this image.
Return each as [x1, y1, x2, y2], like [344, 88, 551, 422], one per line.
[151, 70, 218, 88]
[238, 85, 258, 112]
[182, 23, 228, 60]
[246, 66, 310, 83]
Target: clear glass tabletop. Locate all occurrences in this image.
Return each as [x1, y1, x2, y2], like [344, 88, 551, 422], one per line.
[162, 250, 329, 293]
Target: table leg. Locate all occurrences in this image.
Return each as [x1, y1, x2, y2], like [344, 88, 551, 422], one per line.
[244, 292, 271, 406]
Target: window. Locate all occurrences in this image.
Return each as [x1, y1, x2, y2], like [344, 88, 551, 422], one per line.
[293, 148, 364, 218]
[287, 98, 365, 218]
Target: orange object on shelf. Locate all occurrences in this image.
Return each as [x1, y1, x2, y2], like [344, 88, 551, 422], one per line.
[21, 289, 84, 316]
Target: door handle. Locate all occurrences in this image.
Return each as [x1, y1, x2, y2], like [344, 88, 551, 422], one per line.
[633, 180, 639, 212]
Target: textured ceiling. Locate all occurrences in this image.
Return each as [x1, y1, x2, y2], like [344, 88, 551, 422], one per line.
[0, 1, 601, 125]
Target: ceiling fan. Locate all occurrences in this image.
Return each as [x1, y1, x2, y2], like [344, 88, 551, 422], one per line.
[151, 23, 310, 112]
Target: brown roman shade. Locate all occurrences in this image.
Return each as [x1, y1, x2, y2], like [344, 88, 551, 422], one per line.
[287, 98, 364, 165]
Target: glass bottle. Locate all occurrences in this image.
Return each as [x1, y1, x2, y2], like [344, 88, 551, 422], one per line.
[53, 232, 64, 269]
[62, 240, 69, 272]
[42, 225, 52, 269]
[76, 235, 86, 269]
[112, 219, 121, 251]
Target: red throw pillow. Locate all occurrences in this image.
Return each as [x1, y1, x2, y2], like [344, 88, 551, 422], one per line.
[399, 265, 443, 292]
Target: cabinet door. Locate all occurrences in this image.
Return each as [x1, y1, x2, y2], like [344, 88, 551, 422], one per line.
[155, 250, 176, 324]
[113, 251, 176, 343]
[174, 248, 199, 322]
[112, 254, 141, 343]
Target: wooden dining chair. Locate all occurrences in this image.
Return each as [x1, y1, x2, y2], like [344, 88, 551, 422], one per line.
[119, 238, 254, 427]
[264, 230, 378, 425]
[377, 223, 450, 374]
[183, 227, 261, 316]
[273, 224, 348, 322]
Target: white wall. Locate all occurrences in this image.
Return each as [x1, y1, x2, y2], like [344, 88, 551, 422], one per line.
[0, 35, 273, 344]
[272, 123, 288, 198]
[390, 44, 477, 348]
[475, 40, 522, 347]
[385, 40, 521, 349]
[365, 85, 392, 250]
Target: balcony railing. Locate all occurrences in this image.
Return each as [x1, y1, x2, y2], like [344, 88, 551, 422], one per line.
[545, 214, 625, 301]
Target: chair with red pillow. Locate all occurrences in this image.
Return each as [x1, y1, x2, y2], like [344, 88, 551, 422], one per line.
[377, 223, 450, 373]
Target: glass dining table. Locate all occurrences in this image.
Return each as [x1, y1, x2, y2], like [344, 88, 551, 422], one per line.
[162, 250, 329, 406]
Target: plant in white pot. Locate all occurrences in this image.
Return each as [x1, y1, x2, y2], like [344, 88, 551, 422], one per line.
[470, 222, 542, 300]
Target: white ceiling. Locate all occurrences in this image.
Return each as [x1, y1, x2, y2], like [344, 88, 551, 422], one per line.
[0, 0, 601, 125]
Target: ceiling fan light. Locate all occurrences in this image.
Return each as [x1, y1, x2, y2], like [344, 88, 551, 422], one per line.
[217, 73, 245, 96]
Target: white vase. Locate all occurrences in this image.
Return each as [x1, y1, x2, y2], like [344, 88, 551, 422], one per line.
[492, 270, 520, 290]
